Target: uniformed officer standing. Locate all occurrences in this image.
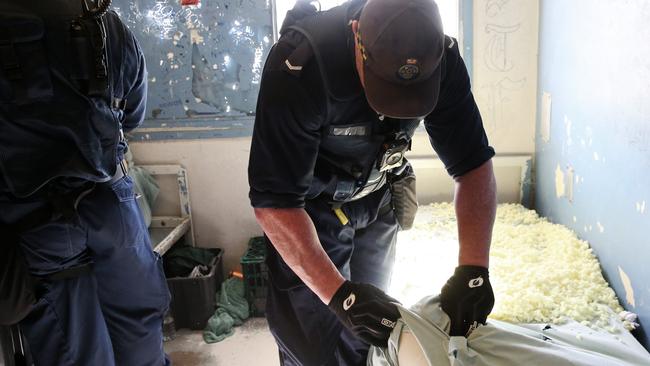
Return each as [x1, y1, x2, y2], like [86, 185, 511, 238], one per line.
[249, 0, 497, 364]
[0, 1, 170, 365]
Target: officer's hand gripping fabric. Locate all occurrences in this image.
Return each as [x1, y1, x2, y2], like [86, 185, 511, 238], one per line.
[328, 281, 401, 347]
[440, 265, 495, 337]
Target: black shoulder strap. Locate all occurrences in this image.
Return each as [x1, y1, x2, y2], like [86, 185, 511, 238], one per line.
[279, 0, 319, 36]
[286, 2, 364, 103]
[105, 11, 128, 111]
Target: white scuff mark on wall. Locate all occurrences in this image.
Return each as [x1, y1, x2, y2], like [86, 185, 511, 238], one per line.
[636, 201, 646, 214]
[565, 166, 574, 202]
[597, 222, 605, 233]
[564, 115, 572, 145]
[593, 152, 600, 161]
[555, 164, 565, 198]
[618, 267, 635, 307]
[190, 29, 204, 44]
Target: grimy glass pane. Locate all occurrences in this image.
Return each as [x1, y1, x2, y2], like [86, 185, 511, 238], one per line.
[112, 0, 274, 120]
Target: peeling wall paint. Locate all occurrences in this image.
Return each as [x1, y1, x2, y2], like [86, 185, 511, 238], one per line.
[554, 164, 564, 198]
[535, 0, 650, 349]
[619, 266, 636, 308]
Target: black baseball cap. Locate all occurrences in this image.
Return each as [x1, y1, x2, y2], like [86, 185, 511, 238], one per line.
[358, 0, 445, 119]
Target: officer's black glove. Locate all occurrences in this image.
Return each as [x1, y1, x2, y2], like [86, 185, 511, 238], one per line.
[440, 265, 494, 337]
[328, 280, 401, 347]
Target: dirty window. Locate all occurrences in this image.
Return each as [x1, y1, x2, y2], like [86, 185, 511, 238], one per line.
[113, 0, 274, 122]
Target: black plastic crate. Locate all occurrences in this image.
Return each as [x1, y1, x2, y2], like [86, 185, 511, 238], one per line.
[241, 237, 268, 317]
[166, 248, 224, 330]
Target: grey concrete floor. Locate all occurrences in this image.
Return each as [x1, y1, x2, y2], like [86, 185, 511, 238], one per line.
[164, 318, 280, 366]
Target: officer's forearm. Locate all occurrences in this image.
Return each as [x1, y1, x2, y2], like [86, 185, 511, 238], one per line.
[453, 159, 496, 268]
[253, 207, 346, 303]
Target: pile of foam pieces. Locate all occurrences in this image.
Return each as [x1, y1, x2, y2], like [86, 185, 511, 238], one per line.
[389, 203, 640, 333]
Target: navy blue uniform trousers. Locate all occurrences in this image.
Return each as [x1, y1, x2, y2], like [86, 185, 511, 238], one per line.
[265, 187, 399, 366]
[0, 176, 170, 365]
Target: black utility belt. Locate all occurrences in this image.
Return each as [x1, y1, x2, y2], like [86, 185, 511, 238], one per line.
[331, 169, 387, 203]
[4, 161, 127, 232]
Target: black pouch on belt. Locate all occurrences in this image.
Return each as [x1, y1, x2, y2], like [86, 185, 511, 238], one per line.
[388, 161, 418, 230]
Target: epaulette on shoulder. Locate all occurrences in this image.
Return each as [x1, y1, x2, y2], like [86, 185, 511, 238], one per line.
[445, 35, 457, 50]
[280, 32, 313, 77]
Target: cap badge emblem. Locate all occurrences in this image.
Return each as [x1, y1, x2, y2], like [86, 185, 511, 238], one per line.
[398, 59, 419, 80]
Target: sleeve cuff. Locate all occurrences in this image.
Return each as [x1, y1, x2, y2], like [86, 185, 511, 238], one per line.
[249, 190, 306, 208]
[447, 147, 496, 178]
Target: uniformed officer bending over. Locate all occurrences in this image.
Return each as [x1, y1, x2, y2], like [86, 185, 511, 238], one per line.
[249, 0, 497, 364]
[0, 1, 170, 364]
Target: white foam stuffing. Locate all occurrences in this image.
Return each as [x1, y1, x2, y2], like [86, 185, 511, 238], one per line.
[389, 203, 624, 329]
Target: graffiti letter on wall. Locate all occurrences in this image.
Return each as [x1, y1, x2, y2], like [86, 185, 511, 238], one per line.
[485, 0, 509, 17]
[480, 76, 526, 132]
[484, 23, 520, 72]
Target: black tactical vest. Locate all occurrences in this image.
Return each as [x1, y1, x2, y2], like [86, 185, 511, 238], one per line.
[0, 1, 125, 197]
[282, 1, 421, 202]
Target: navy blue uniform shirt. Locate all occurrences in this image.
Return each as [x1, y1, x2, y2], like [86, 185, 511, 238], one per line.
[0, 3, 146, 196]
[249, 8, 494, 209]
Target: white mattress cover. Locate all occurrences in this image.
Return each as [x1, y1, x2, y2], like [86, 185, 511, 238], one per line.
[368, 295, 650, 366]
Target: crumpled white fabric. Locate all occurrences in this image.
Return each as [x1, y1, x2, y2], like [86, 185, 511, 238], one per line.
[368, 295, 650, 366]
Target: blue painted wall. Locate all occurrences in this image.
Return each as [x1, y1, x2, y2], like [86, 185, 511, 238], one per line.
[535, 0, 650, 348]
